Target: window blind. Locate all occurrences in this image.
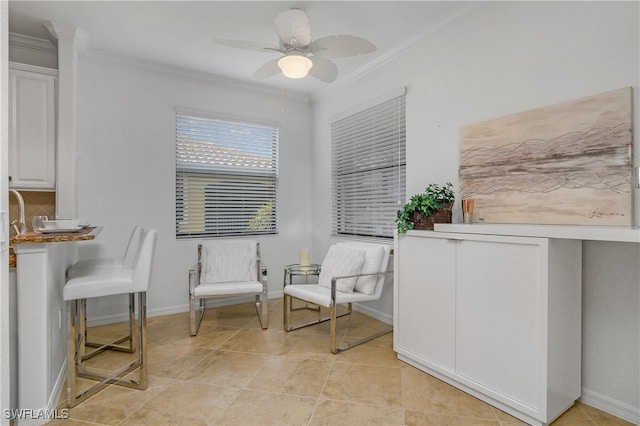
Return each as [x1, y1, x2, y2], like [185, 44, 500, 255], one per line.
[331, 90, 406, 239]
[176, 112, 279, 238]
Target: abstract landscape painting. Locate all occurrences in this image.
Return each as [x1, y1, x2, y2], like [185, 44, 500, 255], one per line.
[459, 87, 632, 226]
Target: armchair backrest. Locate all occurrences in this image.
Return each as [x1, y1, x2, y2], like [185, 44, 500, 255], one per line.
[198, 240, 258, 284]
[336, 241, 391, 297]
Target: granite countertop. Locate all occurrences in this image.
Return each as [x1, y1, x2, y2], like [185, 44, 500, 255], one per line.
[11, 226, 99, 245]
[10, 227, 101, 268]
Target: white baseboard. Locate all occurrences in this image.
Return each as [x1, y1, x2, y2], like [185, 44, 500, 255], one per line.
[580, 388, 640, 425]
[353, 302, 393, 325]
[14, 360, 68, 426]
[86, 291, 284, 327]
[86, 292, 385, 327]
[87, 290, 393, 327]
[49, 359, 67, 411]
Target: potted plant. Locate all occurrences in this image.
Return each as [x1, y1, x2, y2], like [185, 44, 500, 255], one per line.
[396, 182, 455, 233]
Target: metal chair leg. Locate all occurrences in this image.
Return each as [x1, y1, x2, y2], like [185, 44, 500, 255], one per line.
[67, 300, 78, 405]
[66, 291, 149, 408]
[137, 292, 148, 389]
[190, 296, 205, 336]
[284, 297, 392, 354]
[330, 305, 338, 354]
[283, 294, 290, 331]
[83, 294, 136, 359]
[283, 296, 352, 332]
[255, 292, 268, 330]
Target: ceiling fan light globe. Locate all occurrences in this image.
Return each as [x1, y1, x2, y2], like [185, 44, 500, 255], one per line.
[277, 55, 313, 79]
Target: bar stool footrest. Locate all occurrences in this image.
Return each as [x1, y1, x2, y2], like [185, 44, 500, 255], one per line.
[69, 360, 147, 407]
[83, 335, 135, 361]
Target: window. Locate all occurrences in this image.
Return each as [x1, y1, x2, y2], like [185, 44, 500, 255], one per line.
[176, 111, 279, 238]
[331, 88, 406, 239]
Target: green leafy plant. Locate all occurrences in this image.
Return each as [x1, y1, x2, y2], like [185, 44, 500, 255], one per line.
[247, 201, 274, 231]
[396, 182, 455, 234]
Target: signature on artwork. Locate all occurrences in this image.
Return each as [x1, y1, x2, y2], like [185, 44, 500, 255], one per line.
[589, 209, 625, 219]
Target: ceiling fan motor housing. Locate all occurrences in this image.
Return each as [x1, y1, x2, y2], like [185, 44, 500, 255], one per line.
[214, 8, 376, 82]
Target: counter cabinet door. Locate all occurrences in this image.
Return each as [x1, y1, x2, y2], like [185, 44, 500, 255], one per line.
[9, 68, 56, 190]
[396, 235, 456, 371]
[455, 238, 543, 410]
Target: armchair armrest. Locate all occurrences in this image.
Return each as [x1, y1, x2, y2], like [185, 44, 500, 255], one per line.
[188, 263, 200, 295]
[330, 271, 393, 303]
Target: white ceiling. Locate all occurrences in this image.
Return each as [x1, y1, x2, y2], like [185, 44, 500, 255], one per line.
[8, 1, 473, 96]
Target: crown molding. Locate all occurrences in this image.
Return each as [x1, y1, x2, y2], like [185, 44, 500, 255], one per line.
[82, 48, 311, 104]
[8, 61, 58, 76]
[9, 32, 57, 55]
[312, 1, 499, 101]
[43, 21, 91, 54]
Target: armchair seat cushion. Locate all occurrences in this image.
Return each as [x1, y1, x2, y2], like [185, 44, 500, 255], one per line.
[284, 284, 380, 308]
[194, 281, 264, 297]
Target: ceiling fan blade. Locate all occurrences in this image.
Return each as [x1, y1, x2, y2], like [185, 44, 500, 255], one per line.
[213, 38, 281, 53]
[310, 35, 376, 59]
[274, 8, 311, 47]
[252, 59, 281, 79]
[308, 57, 338, 83]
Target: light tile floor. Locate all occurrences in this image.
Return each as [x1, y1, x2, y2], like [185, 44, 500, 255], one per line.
[51, 298, 633, 426]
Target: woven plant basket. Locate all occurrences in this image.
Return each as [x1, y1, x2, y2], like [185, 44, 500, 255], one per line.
[409, 207, 453, 231]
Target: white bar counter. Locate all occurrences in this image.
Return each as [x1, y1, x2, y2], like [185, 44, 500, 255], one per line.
[11, 227, 101, 424]
[433, 223, 640, 243]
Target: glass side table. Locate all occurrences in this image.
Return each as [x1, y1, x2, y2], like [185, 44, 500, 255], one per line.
[283, 263, 321, 285]
[283, 263, 321, 312]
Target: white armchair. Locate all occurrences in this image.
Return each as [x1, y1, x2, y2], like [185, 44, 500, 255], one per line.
[189, 239, 268, 336]
[283, 241, 392, 353]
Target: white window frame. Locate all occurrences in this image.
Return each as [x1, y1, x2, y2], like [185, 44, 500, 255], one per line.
[331, 88, 406, 240]
[175, 110, 279, 238]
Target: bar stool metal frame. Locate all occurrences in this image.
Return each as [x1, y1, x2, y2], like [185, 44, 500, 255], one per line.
[64, 227, 157, 407]
[67, 293, 147, 404]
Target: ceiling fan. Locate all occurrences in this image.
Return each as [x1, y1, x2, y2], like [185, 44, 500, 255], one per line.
[213, 8, 376, 82]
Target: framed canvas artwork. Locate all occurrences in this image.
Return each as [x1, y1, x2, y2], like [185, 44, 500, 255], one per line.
[459, 87, 633, 226]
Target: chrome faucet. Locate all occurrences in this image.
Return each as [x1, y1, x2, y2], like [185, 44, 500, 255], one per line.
[9, 189, 27, 235]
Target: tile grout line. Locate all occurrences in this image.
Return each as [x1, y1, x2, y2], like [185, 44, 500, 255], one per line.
[306, 351, 337, 425]
[115, 374, 180, 426]
[114, 320, 244, 425]
[575, 402, 600, 426]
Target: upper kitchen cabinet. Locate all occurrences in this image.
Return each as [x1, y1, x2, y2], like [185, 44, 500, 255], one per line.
[9, 63, 57, 190]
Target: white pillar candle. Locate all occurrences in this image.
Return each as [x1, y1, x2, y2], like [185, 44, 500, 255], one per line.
[299, 248, 311, 266]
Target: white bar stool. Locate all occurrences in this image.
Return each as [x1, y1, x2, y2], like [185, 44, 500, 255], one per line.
[66, 225, 144, 278]
[63, 228, 157, 407]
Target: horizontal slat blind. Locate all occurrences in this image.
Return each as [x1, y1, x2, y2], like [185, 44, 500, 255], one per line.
[176, 112, 279, 238]
[331, 92, 406, 239]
